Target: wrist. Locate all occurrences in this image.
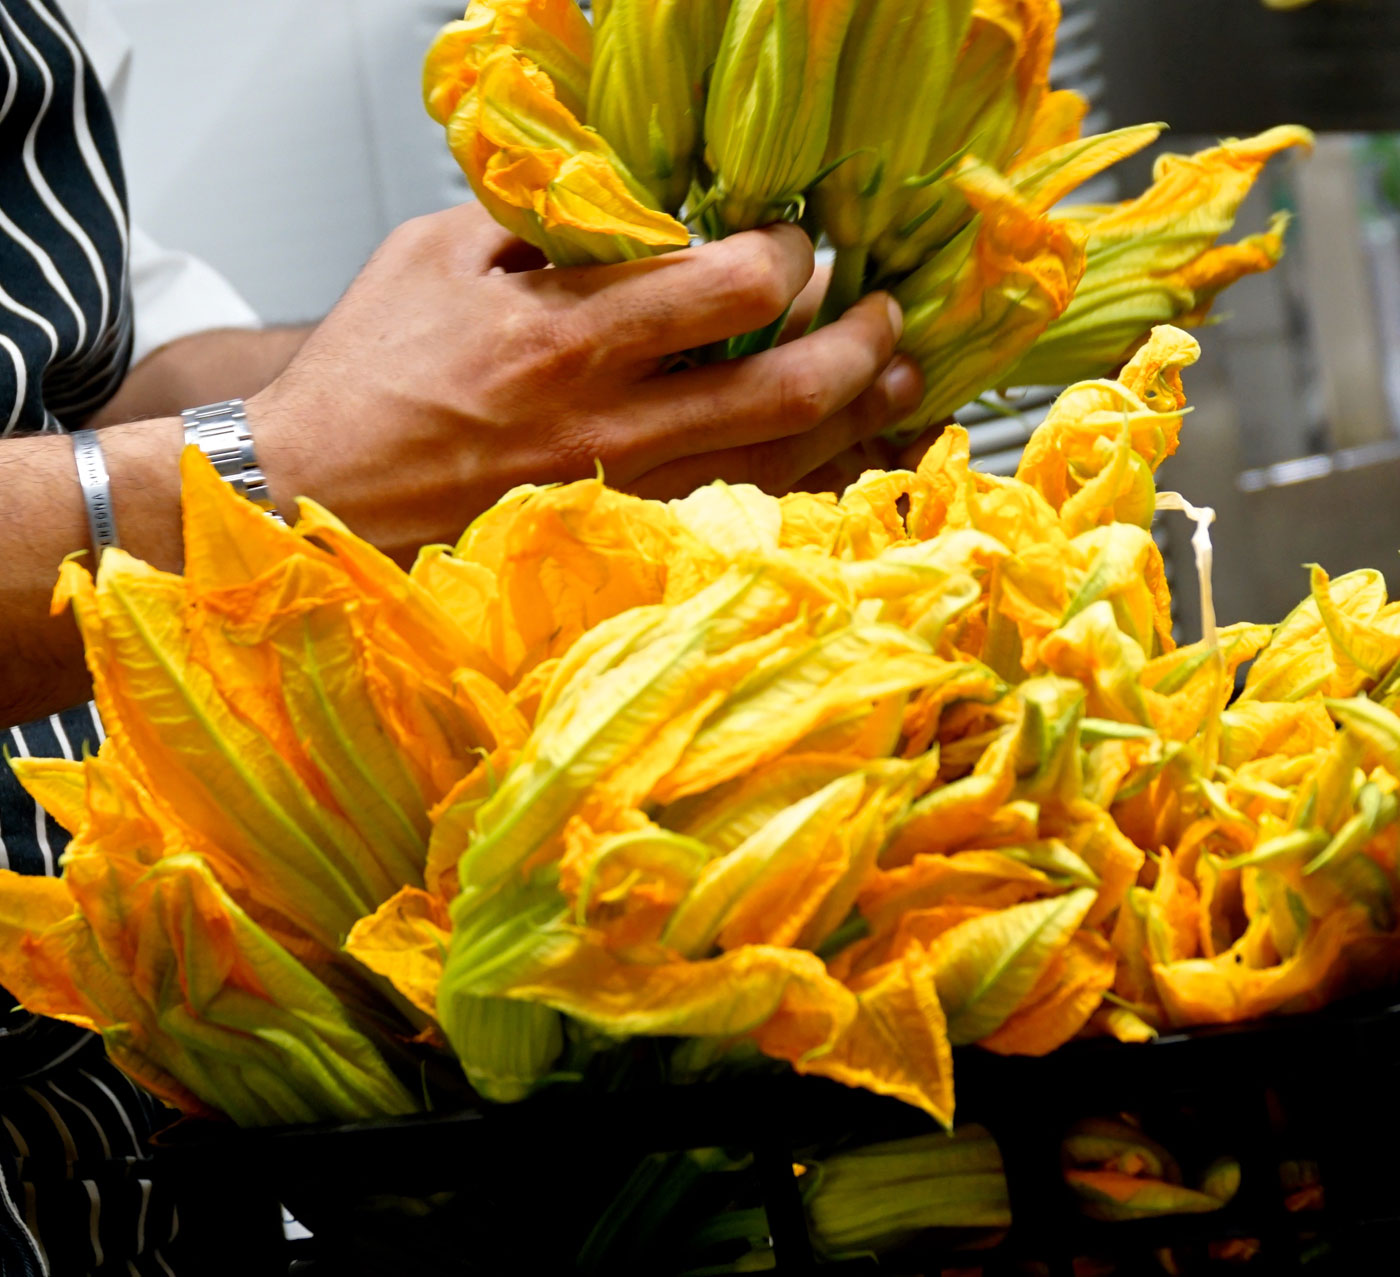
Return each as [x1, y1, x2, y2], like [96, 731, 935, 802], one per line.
[100, 417, 184, 573]
[243, 385, 309, 526]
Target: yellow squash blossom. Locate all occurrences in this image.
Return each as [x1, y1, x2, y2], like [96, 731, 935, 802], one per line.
[1153, 905, 1400, 1027]
[447, 47, 689, 266]
[422, 477, 718, 689]
[441, 570, 806, 906]
[0, 834, 416, 1127]
[806, 1129, 1011, 1253]
[1241, 566, 1391, 703]
[437, 874, 958, 1122]
[57, 552, 393, 952]
[980, 930, 1117, 1056]
[364, 765, 955, 1109]
[815, 0, 976, 258]
[1005, 126, 1314, 388]
[703, 0, 860, 232]
[423, 0, 593, 125]
[27, 322, 1400, 1135]
[1308, 565, 1400, 699]
[1067, 1170, 1237, 1222]
[893, 163, 1085, 438]
[1007, 121, 1165, 221]
[42, 450, 492, 961]
[1015, 327, 1201, 534]
[442, 995, 565, 1102]
[870, 0, 1062, 278]
[837, 885, 1102, 1046]
[1062, 1118, 1240, 1221]
[587, 0, 732, 213]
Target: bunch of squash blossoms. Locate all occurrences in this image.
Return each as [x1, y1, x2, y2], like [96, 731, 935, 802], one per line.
[424, 0, 1311, 436]
[0, 2, 1383, 1265]
[4, 324, 1400, 1146]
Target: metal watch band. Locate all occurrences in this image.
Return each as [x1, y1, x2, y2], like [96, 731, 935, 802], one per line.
[181, 399, 280, 517]
[71, 428, 120, 552]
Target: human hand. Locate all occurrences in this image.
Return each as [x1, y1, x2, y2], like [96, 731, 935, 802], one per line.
[795, 422, 954, 496]
[248, 203, 923, 560]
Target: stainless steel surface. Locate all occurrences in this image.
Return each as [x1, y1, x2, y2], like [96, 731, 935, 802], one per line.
[182, 399, 278, 515]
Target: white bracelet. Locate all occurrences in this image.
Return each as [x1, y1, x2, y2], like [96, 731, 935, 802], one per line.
[71, 428, 120, 552]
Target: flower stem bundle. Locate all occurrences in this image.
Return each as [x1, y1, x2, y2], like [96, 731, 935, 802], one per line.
[426, 0, 1312, 437]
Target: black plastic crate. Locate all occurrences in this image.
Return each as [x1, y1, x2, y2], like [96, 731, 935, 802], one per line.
[119, 990, 1400, 1276]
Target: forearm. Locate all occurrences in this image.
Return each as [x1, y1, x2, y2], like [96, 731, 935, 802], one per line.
[91, 325, 313, 426]
[0, 420, 183, 727]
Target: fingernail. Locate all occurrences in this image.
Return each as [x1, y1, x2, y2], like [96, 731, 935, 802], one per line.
[882, 293, 904, 344]
[878, 356, 924, 417]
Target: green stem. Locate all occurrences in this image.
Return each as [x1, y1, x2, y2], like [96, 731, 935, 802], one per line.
[814, 912, 870, 962]
[683, 1207, 774, 1254]
[725, 303, 794, 360]
[578, 1149, 743, 1275]
[813, 245, 870, 331]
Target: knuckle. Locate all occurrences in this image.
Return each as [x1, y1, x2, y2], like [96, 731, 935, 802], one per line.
[548, 419, 615, 479]
[502, 308, 593, 380]
[384, 213, 439, 258]
[775, 363, 831, 429]
[540, 323, 597, 382]
[721, 237, 792, 322]
[597, 292, 679, 362]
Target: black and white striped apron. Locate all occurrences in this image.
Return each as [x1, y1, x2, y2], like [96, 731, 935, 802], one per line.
[1, 2, 179, 1272]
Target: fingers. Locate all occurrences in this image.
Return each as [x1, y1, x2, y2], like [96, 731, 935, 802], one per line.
[798, 438, 905, 495]
[545, 224, 816, 365]
[408, 202, 546, 276]
[778, 262, 833, 345]
[616, 292, 911, 473]
[489, 237, 549, 274]
[627, 355, 925, 500]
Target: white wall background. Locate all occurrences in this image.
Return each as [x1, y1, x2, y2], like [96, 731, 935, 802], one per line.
[108, 0, 470, 324]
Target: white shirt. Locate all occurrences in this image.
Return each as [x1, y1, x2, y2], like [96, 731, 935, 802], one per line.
[59, 0, 261, 366]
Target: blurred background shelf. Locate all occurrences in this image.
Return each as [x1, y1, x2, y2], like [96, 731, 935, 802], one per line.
[1096, 0, 1400, 136]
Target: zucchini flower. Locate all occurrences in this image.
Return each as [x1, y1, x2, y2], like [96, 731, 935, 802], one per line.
[448, 47, 690, 265]
[442, 995, 564, 1102]
[369, 576, 962, 1119]
[437, 886, 959, 1122]
[703, 0, 860, 232]
[870, 0, 1061, 279]
[1062, 1119, 1240, 1222]
[0, 830, 416, 1127]
[43, 450, 489, 962]
[892, 164, 1086, 439]
[424, 0, 593, 124]
[1015, 325, 1201, 535]
[347, 875, 566, 1103]
[815, 0, 976, 252]
[588, 0, 732, 214]
[806, 1129, 1011, 1253]
[1004, 126, 1314, 388]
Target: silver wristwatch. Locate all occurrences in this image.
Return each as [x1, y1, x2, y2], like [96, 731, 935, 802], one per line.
[181, 399, 279, 516]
